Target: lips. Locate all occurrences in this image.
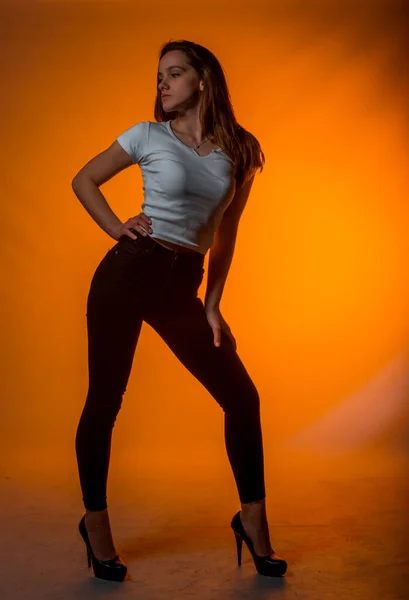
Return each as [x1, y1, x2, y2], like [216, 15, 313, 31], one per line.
[162, 94, 170, 100]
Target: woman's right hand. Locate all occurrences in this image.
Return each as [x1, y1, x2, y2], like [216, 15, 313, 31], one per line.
[111, 212, 152, 241]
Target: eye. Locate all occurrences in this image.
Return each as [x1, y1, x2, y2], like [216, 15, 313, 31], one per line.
[157, 73, 180, 84]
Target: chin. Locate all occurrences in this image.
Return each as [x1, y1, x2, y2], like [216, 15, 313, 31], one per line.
[163, 103, 177, 113]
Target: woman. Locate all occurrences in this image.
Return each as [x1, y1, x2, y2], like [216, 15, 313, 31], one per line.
[72, 39, 287, 582]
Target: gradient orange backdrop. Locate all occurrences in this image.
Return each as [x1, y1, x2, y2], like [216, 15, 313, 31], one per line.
[1, 1, 408, 493]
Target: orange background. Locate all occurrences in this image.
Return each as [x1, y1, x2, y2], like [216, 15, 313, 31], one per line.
[1, 1, 408, 497]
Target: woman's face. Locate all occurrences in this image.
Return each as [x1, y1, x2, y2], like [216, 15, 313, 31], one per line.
[157, 50, 204, 113]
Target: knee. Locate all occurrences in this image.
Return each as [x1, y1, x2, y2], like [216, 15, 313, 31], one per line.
[243, 384, 260, 415]
[226, 380, 260, 417]
[82, 389, 124, 424]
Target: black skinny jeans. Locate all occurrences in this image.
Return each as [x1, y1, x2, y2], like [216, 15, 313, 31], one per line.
[75, 232, 266, 510]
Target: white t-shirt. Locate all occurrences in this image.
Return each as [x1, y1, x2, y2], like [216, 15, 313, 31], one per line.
[116, 120, 237, 255]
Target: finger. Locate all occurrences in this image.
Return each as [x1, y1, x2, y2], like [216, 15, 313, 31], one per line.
[127, 227, 139, 240]
[142, 217, 153, 233]
[134, 213, 152, 227]
[133, 217, 152, 234]
[141, 213, 152, 225]
[143, 215, 153, 233]
[214, 327, 221, 347]
[131, 223, 149, 236]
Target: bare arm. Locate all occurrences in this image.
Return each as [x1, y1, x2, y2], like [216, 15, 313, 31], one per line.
[71, 140, 134, 240]
[205, 174, 255, 309]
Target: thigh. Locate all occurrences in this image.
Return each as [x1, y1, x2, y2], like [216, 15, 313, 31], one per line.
[144, 297, 259, 410]
[86, 250, 144, 397]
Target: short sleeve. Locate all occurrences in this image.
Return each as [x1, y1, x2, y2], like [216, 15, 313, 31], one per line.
[116, 121, 149, 164]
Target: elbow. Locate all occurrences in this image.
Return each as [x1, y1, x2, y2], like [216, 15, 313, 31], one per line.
[71, 173, 88, 199]
[71, 177, 79, 197]
[71, 172, 82, 191]
[71, 172, 94, 192]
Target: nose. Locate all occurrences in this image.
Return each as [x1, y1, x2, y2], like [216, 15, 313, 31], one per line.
[158, 79, 169, 93]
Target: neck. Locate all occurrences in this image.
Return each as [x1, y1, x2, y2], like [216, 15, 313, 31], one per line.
[172, 116, 204, 141]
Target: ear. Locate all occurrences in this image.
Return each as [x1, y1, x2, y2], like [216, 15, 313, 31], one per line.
[199, 80, 204, 92]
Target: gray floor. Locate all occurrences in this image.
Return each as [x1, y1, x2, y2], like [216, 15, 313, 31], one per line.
[2, 449, 409, 600]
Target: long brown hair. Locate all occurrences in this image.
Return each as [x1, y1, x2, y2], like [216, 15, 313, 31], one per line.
[153, 40, 265, 187]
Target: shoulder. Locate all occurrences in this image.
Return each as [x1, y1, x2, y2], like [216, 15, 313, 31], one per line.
[117, 120, 150, 138]
[116, 121, 152, 164]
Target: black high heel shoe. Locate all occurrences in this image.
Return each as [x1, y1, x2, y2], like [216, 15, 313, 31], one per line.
[78, 515, 127, 582]
[231, 510, 287, 577]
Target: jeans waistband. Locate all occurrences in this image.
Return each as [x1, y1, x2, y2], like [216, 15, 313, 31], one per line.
[119, 232, 205, 268]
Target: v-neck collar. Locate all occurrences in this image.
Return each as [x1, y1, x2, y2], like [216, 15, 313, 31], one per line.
[164, 120, 221, 158]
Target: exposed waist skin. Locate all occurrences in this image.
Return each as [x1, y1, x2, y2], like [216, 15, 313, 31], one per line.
[151, 236, 202, 254]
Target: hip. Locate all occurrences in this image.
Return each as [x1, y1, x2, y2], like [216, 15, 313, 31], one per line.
[88, 232, 206, 305]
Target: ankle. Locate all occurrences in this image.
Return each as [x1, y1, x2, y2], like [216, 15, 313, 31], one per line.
[241, 498, 266, 515]
[85, 509, 111, 528]
[241, 498, 265, 508]
[86, 508, 109, 515]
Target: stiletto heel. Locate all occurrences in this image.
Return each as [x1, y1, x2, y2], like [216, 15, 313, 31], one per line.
[234, 532, 243, 566]
[78, 514, 127, 582]
[231, 510, 287, 577]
